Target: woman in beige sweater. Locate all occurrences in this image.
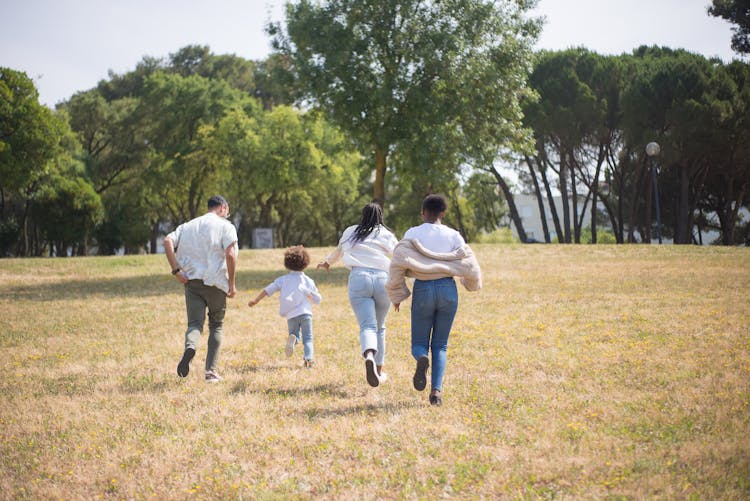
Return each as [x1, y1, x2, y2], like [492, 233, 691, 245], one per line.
[386, 194, 481, 406]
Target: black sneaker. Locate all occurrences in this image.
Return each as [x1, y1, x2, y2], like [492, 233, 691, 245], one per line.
[177, 347, 195, 377]
[365, 352, 379, 387]
[413, 356, 429, 391]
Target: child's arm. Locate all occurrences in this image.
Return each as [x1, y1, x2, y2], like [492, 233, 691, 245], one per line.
[306, 289, 322, 305]
[248, 290, 268, 307]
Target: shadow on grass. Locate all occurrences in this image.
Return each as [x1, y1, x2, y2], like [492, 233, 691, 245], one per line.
[299, 400, 422, 420]
[0, 268, 349, 301]
[229, 381, 353, 399]
[229, 379, 422, 418]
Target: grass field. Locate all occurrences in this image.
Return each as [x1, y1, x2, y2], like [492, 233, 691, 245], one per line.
[1, 244, 749, 500]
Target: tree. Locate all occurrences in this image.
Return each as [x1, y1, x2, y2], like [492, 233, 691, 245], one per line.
[695, 61, 750, 244]
[1, 68, 73, 255]
[708, 0, 750, 55]
[32, 169, 103, 256]
[621, 47, 718, 244]
[271, 0, 539, 206]
[138, 71, 255, 223]
[523, 49, 613, 243]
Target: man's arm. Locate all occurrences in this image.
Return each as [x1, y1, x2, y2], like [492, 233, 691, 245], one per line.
[225, 243, 237, 298]
[164, 237, 188, 284]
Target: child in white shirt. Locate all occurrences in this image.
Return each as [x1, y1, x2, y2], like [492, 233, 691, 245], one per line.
[248, 245, 322, 367]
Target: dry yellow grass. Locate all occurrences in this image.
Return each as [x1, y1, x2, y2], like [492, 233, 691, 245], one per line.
[1, 245, 749, 499]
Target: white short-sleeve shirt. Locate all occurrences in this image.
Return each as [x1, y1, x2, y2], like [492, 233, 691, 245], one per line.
[403, 223, 465, 253]
[166, 212, 238, 293]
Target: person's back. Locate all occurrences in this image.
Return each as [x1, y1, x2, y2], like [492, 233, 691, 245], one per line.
[171, 211, 237, 293]
[248, 246, 321, 367]
[165, 195, 238, 383]
[389, 193, 480, 407]
[317, 203, 397, 388]
[403, 222, 464, 254]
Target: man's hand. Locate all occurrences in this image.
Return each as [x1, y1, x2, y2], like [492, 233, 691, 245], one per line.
[226, 285, 236, 298]
[175, 271, 189, 285]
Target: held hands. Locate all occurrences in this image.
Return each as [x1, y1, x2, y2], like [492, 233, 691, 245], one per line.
[316, 261, 330, 271]
[393, 303, 400, 312]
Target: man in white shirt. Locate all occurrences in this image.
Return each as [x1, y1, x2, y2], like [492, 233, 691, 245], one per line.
[164, 195, 238, 383]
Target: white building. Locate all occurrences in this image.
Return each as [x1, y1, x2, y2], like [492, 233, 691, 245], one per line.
[510, 194, 594, 242]
[510, 193, 749, 244]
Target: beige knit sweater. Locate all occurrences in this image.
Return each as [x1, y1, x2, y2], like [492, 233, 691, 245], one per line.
[385, 239, 482, 305]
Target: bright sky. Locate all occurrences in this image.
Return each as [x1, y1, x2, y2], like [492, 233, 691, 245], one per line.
[0, 0, 740, 108]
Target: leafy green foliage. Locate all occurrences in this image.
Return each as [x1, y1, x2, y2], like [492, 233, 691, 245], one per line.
[708, 0, 750, 54]
[272, 0, 540, 204]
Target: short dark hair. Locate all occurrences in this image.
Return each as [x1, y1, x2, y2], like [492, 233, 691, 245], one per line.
[422, 194, 447, 218]
[284, 245, 310, 271]
[207, 195, 228, 209]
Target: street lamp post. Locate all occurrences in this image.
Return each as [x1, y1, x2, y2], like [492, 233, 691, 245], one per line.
[646, 142, 662, 244]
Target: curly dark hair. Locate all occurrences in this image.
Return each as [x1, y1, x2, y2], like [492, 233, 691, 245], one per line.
[284, 245, 310, 271]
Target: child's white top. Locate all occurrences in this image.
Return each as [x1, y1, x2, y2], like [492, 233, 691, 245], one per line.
[325, 224, 398, 271]
[403, 222, 465, 253]
[264, 271, 322, 319]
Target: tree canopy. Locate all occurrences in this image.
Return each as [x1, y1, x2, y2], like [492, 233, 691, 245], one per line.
[708, 0, 750, 54]
[270, 0, 540, 206]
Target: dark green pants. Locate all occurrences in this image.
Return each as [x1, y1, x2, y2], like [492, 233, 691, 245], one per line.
[184, 280, 227, 372]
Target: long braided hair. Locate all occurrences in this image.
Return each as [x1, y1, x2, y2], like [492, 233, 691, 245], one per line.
[349, 203, 384, 243]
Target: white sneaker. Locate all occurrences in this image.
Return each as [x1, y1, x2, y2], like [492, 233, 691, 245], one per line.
[378, 371, 388, 384]
[285, 334, 296, 357]
[205, 370, 222, 383]
[365, 352, 379, 387]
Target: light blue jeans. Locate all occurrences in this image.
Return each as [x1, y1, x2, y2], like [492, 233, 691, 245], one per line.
[411, 277, 458, 391]
[348, 267, 390, 366]
[287, 314, 314, 361]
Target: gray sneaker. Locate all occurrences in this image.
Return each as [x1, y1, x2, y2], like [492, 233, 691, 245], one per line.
[285, 334, 297, 357]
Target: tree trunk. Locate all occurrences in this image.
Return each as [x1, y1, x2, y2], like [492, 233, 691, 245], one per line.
[451, 192, 468, 241]
[150, 221, 159, 254]
[590, 144, 605, 244]
[488, 165, 527, 243]
[525, 155, 551, 242]
[373, 147, 387, 206]
[676, 164, 690, 244]
[539, 161, 563, 242]
[559, 153, 571, 243]
[571, 165, 580, 243]
[627, 159, 647, 243]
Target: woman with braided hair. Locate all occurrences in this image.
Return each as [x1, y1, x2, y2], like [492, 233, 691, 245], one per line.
[317, 203, 398, 387]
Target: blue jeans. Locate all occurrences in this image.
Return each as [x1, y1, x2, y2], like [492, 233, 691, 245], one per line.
[287, 314, 314, 361]
[348, 267, 390, 366]
[411, 277, 458, 391]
